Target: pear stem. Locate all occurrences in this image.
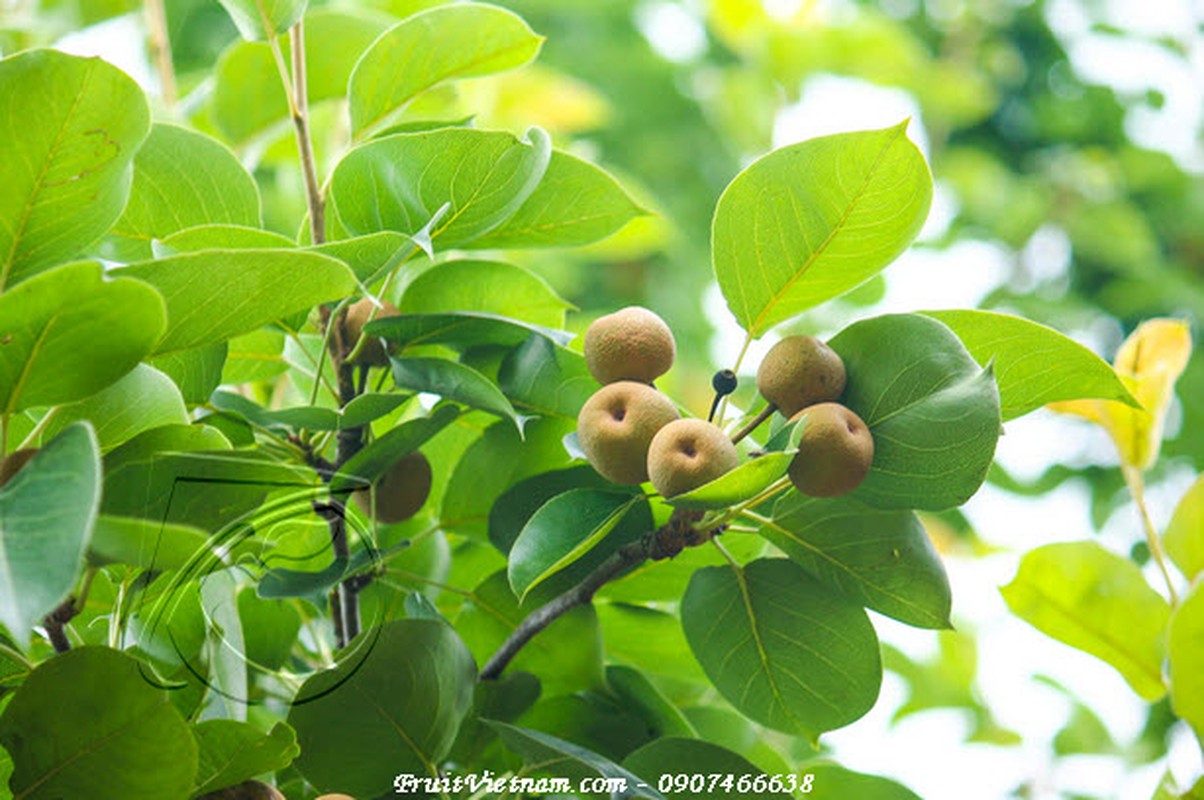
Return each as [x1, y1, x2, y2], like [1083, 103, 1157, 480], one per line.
[730, 405, 777, 445]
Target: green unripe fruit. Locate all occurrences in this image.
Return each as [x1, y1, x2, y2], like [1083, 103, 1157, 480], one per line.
[787, 403, 873, 498]
[756, 335, 846, 417]
[352, 451, 432, 524]
[342, 298, 401, 366]
[647, 418, 740, 498]
[584, 306, 676, 385]
[577, 381, 680, 485]
[0, 448, 37, 489]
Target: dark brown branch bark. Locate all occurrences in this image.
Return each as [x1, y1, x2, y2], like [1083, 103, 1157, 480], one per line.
[479, 509, 708, 681]
[43, 596, 79, 653]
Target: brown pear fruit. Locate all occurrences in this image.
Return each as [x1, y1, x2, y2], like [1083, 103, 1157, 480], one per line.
[352, 451, 432, 524]
[195, 780, 286, 800]
[584, 306, 676, 385]
[787, 403, 873, 498]
[342, 298, 401, 366]
[756, 335, 846, 417]
[0, 448, 38, 489]
[577, 381, 680, 484]
[647, 418, 740, 498]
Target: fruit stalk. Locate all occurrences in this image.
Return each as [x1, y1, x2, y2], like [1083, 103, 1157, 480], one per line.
[288, 19, 326, 245]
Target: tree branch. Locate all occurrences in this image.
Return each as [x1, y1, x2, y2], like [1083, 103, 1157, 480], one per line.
[288, 20, 326, 245]
[479, 509, 708, 681]
[43, 596, 79, 654]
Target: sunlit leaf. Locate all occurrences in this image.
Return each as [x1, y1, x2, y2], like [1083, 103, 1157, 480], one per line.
[713, 124, 931, 337]
[0, 261, 166, 413]
[0, 49, 149, 289]
[348, 2, 543, 137]
[1168, 580, 1204, 740]
[1001, 541, 1169, 700]
[1166, 474, 1204, 581]
[924, 309, 1138, 421]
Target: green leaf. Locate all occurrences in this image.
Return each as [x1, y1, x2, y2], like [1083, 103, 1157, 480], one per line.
[0, 49, 150, 290]
[390, 357, 518, 425]
[0, 647, 197, 799]
[331, 403, 459, 494]
[112, 249, 356, 354]
[498, 334, 598, 419]
[340, 392, 412, 429]
[455, 570, 602, 696]
[624, 738, 786, 800]
[606, 665, 696, 739]
[597, 603, 706, 684]
[487, 722, 664, 800]
[829, 313, 1001, 511]
[237, 587, 302, 670]
[0, 261, 166, 413]
[713, 123, 932, 337]
[157, 224, 295, 253]
[681, 558, 882, 741]
[310, 231, 416, 284]
[1166, 474, 1204, 581]
[287, 619, 475, 797]
[217, 0, 305, 40]
[0, 423, 100, 649]
[212, 8, 394, 143]
[471, 151, 644, 249]
[369, 311, 573, 352]
[86, 515, 217, 572]
[761, 493, 952, 629]
[508, 489, 641, 600]
[108, 123, 260, 258]
[666, 451, 795, 510]
[400, 259, 571, 328]
[329, 127, 551, 248]
[148, 343, 228, 404]
[210, 390, 340, 432]
[442, 416, 574, 539]
[221, 330, 287, 385]
[488, 466, 609, 554]
[1001, 541, 1170, 700]
[42, 364, 187, 452]
[103, 448, 317, 534]
[801, 762, 923, 799]
[1168, 580, 1204, 739]
[192, 720, 299, 797]
[348, 2, 543, 137]
[922, 309, 1139, 420]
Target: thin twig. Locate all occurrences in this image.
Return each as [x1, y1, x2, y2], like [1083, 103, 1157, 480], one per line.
[730, 405, 777, 445]
[1122, 464, 1179, 605]
[143, 0, 176, 109]
[289, 20, 326, 245]
[479, 510, 705, 680]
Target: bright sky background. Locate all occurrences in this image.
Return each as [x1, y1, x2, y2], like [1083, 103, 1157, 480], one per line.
[47, 0, 1204, 797]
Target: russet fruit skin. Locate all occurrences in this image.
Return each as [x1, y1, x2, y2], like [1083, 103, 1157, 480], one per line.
[787, 402, 873, 498]
[647, 418, 740, 498]
[577, 381, 680, 485]
[0, 448, 37, 488]
[756, 335, 847, 417]
[352, 451, 432, 524]
[342, 298, 401, 367]
[196, 780, 286, 800]
[584, 306, 676, 385]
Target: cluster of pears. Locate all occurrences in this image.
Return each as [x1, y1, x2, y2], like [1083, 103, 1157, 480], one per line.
[575, 306, 874, 499]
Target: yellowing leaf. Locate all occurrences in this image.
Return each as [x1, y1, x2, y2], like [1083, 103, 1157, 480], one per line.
[1049, 318, 1191, 471]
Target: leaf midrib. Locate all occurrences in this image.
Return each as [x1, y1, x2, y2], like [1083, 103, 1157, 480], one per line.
[748, 124, 905, 335]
